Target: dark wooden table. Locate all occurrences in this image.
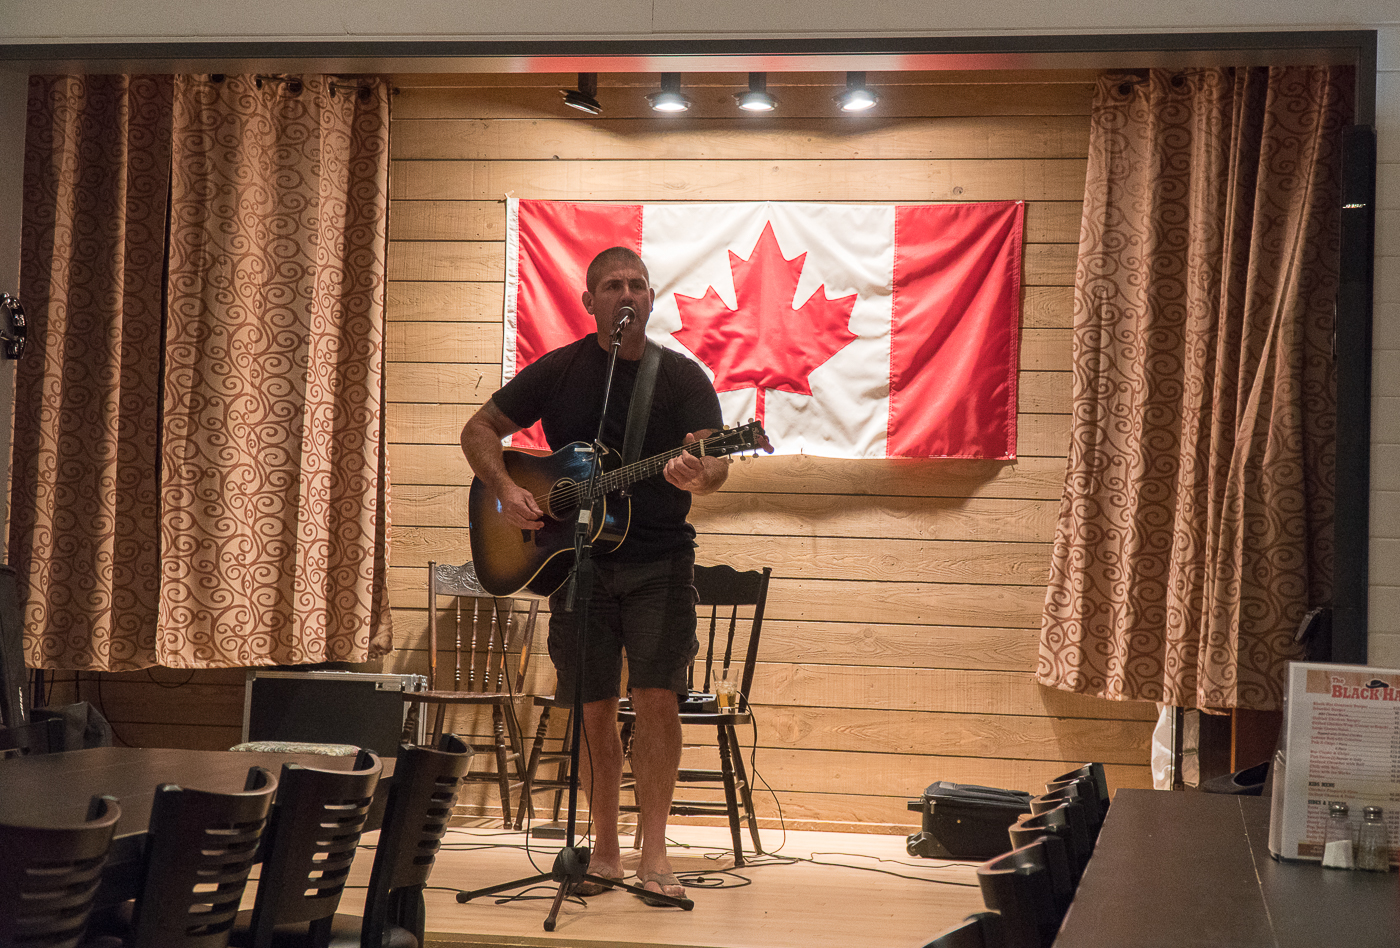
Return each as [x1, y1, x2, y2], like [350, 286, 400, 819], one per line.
[1054, 788, 1400, 948]
[0, 745, 392, 906]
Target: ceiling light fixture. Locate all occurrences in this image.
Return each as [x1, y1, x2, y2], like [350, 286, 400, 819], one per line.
[834, 71, 879, 112]
[735, 72, 778, 112]
[646, 73, 691, 113]
[562, 72, 603, 115]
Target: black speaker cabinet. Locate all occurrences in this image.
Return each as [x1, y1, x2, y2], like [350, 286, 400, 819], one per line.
[242, 670, 425, 757]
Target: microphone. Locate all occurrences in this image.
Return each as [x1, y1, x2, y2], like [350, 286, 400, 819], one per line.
[613, 305, 636, 336]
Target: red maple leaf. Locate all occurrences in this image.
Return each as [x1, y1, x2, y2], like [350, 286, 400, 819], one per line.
[673, 222, 858, 426]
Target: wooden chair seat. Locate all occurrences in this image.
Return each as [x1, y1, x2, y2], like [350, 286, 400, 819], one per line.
[406, 689, 517, 704]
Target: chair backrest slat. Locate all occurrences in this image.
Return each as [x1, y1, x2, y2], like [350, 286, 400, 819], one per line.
[508, 599, 542, 694]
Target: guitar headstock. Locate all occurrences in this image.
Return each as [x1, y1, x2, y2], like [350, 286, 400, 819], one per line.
[706, 420, 772, 458]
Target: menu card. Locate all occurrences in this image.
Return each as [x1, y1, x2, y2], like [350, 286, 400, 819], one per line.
[1268, 661, 1400, 864]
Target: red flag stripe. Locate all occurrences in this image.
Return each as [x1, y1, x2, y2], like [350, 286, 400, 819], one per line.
[889, 202, 1022, 459]
[509, 202, 642, 447]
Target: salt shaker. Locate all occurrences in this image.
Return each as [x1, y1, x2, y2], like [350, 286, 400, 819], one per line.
[1355, 806, 1391, 872]
[1321, 801, 1355, 869]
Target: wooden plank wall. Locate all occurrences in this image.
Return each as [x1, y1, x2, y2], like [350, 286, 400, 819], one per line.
[378, 70, 1155, 832]
[54, 69, 1157, 833]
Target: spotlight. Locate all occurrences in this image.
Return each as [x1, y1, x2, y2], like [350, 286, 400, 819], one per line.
[835, 71, 879, 112]
[735, 72, 778, 112]
[646, 73, 691, 113]
[562, 72, 602, 115]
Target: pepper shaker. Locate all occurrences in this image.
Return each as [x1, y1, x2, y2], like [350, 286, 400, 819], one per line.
[1356, 806, 1391, 872]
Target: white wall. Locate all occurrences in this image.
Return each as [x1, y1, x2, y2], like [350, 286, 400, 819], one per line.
[0, 2, 1396, 665]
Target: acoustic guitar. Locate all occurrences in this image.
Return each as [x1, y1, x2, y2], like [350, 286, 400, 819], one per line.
[468, 422, 765, 596]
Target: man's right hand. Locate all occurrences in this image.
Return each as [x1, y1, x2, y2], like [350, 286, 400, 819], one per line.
[462, 400, 546, 530]
[497, 481, 545, 531]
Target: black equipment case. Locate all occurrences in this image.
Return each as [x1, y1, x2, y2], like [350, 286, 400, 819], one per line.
[242, 669, 426, 757]
[907, 781, 1033, 859]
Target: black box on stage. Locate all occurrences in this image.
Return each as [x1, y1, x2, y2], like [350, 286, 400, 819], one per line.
[906, 781, 1033, 859]
[242, 670, 426, 758]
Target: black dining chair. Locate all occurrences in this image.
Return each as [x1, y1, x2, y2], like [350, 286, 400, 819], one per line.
[306, 734, 472, 948]
[91, 766, 277, 948]
[1047, 763, 1109, 819]
[0, 793, 121, 948]
[0, 714, 65, 757]
[976, 836, 1074, 948]
[1030, 782, 1103, 843]
[919, 911, 1006, 948]
[1045, 762, 1110, 826]
[1008, 800, 1092, 884]
[230, 749, 383, 948]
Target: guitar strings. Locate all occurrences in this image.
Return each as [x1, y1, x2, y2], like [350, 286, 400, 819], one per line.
[526, 430, 751, 511]
[528, 436, 709, 510]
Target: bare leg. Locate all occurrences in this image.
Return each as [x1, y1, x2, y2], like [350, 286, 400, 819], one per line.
[628, 687, 684, 898]
[578, 696, 623, 878]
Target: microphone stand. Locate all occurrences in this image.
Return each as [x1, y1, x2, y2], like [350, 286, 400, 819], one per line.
[455, 319, 694, 929]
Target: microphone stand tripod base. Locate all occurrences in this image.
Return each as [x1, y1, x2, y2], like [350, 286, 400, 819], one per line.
[455, 844, 694, 932]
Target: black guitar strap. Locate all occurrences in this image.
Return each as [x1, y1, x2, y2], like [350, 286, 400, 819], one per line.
[621, 340, 662, 477]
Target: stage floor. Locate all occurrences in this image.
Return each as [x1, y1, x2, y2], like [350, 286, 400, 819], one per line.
[325, 821, 985, 948]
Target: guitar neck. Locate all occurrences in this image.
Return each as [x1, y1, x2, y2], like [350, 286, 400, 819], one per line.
[592, 436, 732, 499]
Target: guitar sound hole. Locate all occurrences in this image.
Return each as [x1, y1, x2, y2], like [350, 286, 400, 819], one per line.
[545, 480, 577, 521]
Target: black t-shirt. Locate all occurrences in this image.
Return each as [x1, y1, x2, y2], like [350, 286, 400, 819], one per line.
[491, 334, 724, 561]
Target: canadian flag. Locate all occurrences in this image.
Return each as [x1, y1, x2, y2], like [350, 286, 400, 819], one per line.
[503, 199, 1023, 459]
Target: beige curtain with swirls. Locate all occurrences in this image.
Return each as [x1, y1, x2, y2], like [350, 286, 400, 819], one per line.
[14, 75, 172, 670]
[15, 74, 393, 670]
[161, 75, 393, 667]
[1036, 67, 1349, 711]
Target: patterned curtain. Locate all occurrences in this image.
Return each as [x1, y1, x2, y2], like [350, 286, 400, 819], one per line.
[14, 74, 393, 669]
[14, 75, 172, 669]
[1037, 67, 1350, 711]
[161, 75, 393, 667]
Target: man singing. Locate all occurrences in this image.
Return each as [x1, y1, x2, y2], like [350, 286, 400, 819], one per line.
[461, 246, 729, 904]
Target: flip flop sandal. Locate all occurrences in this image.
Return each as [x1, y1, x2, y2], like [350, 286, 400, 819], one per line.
[572, 872, 623, 897]
[635, 869, 685, 906]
